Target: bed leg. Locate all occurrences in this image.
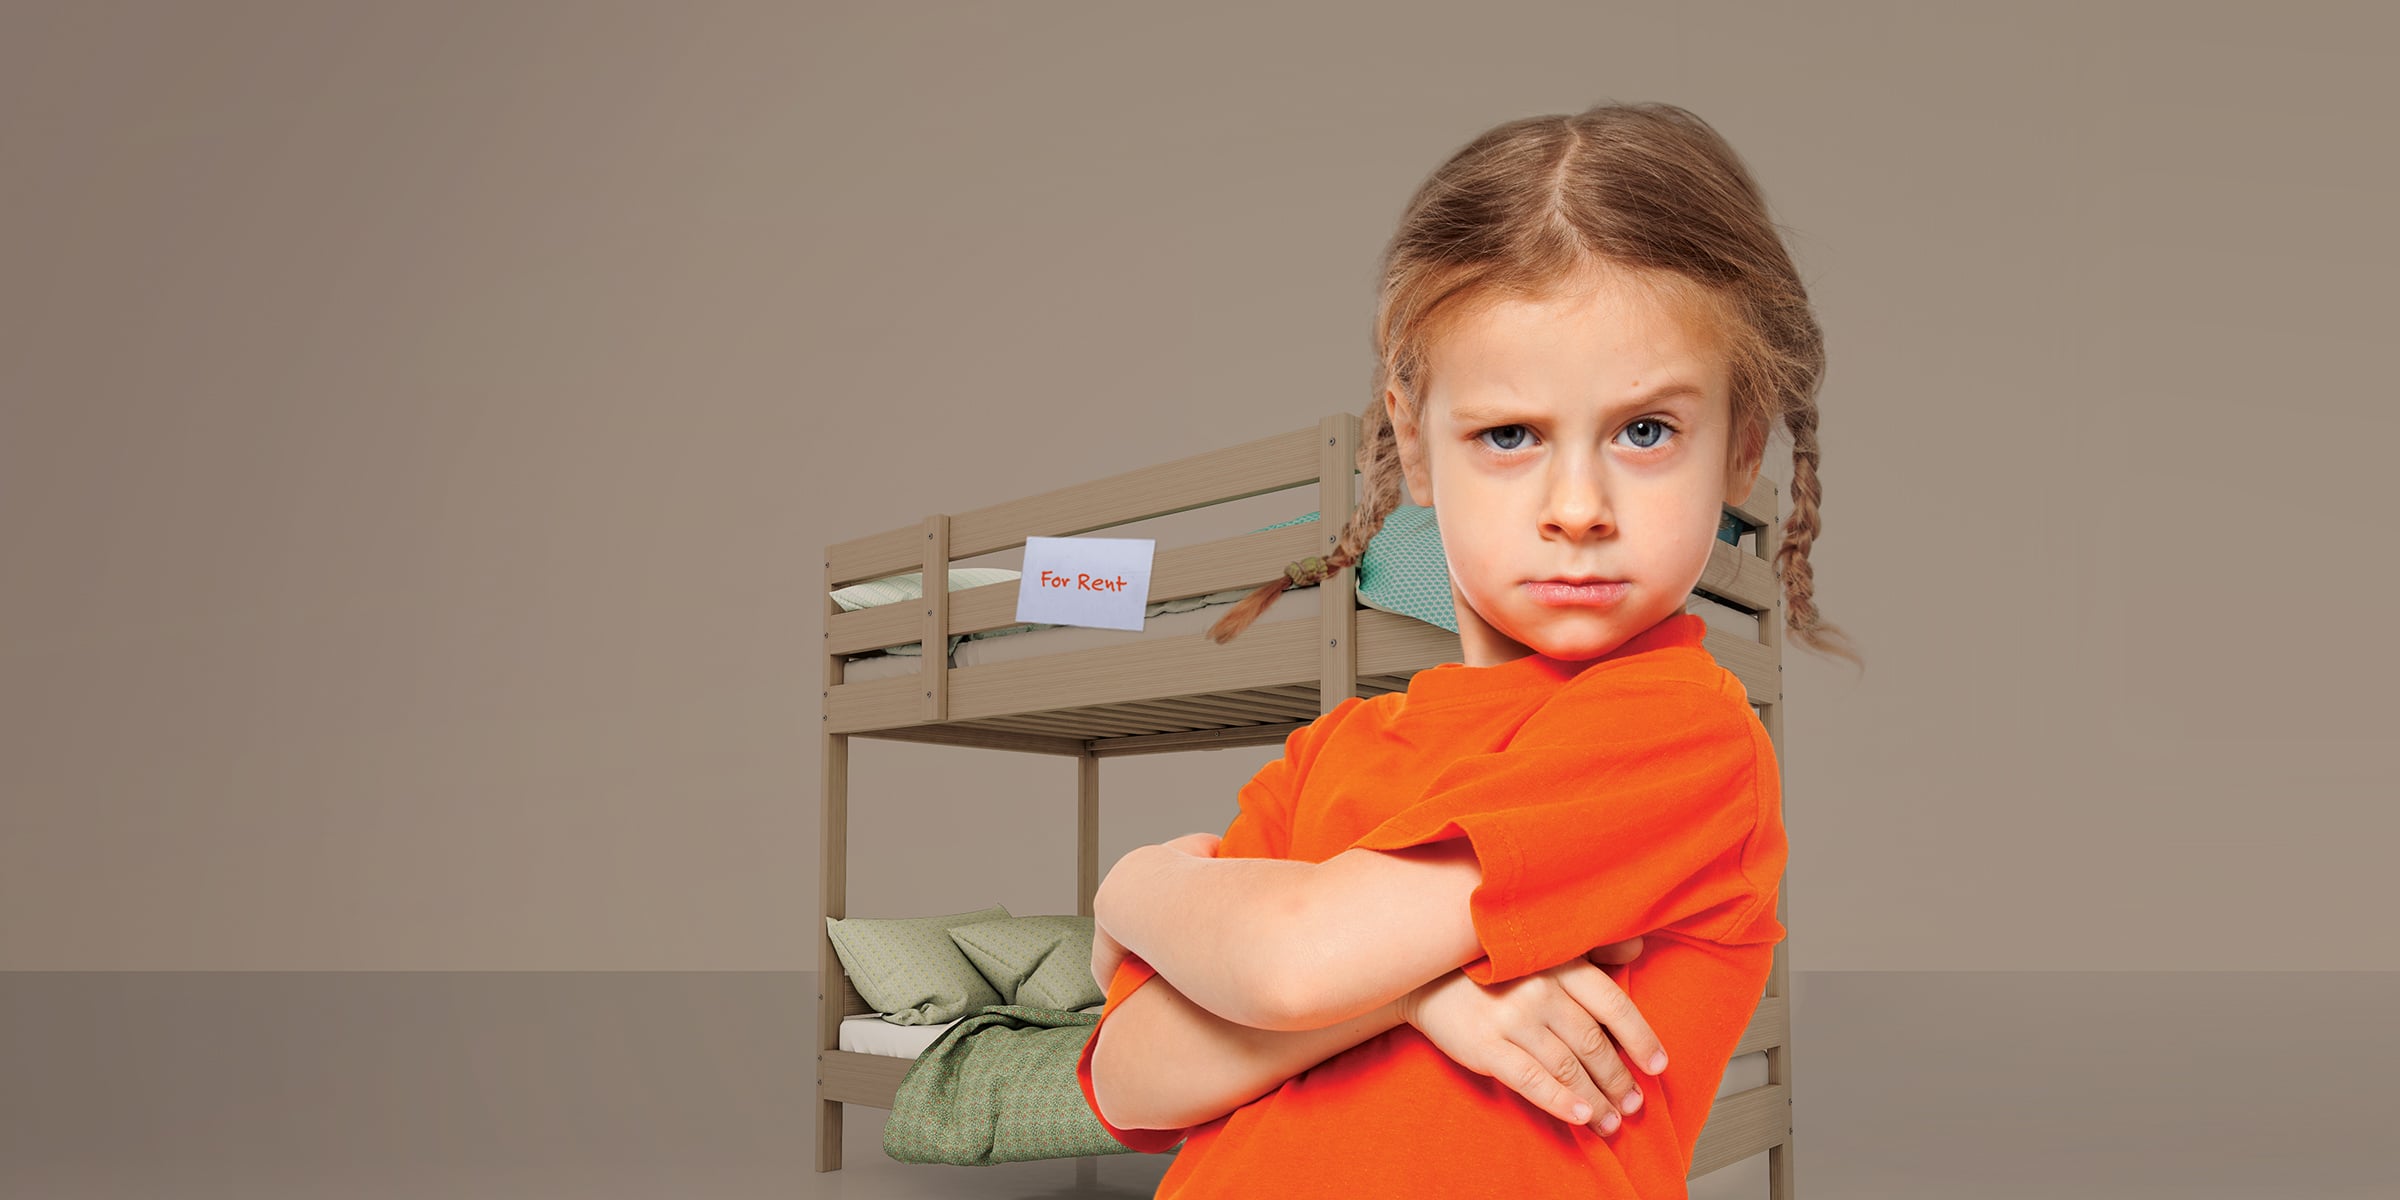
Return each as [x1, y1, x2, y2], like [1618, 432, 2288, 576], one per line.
[817, 1096, 843, 1171]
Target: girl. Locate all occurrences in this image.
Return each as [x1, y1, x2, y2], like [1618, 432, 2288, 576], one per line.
[1078, 101, 1862, 1198]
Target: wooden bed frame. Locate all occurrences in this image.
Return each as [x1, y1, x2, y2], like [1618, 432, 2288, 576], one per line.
[816, 410, 1800, 1195]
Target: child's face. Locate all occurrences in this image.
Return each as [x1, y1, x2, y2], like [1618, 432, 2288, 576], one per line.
[1387, 273, 1763, 666]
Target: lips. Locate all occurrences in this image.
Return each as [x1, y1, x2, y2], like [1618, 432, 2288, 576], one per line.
[1524, 579, 1630, 606]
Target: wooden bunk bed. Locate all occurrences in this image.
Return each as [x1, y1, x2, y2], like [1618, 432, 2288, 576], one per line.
[816, 410, 1800, 1195]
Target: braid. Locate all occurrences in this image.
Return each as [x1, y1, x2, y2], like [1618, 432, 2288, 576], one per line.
[1206, 395, 1409, 645]
[1774, 396, 1864, 671]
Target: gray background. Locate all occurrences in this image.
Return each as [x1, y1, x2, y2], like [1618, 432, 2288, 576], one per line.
[3, 2, 2392, 1197]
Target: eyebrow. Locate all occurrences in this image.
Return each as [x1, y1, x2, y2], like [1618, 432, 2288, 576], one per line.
[1444, 382, 1706, 427]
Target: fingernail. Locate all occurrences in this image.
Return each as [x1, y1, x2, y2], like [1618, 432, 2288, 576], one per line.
[1571, 1104, 1591, 1123]
[1601, 1111, 1621, 1134]
[1648, 1051, 1669, 1073]
[1623, 1089, 1642, 1113]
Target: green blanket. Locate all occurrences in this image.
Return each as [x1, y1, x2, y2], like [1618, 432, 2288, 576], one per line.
[882, 1003, 1166, 1164]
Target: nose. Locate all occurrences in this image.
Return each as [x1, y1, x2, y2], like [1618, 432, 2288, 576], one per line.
[1541, 455, 1614, 540]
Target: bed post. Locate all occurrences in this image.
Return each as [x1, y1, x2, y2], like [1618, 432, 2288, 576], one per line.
[818, 552, 851, 1172]
[1077, 751, 1100, 918]
[1756, 479, 1800, 1200]
[921, 514, 951, 723]
[1317, 412, 1359, 711]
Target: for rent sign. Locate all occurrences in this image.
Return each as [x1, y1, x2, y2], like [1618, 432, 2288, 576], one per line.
[1014, 536, 1156, 631]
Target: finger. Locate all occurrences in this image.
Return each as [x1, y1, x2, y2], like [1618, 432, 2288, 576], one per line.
[1526, 1027, 1628, 1136]
[1553, 1005, 1640, 1120]
[1500, 1042, 1611, 1131]
[1560, 965, 1670, 1077]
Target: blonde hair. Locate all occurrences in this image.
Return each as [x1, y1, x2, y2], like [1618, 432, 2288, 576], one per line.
[1207, 102, 1862, 668]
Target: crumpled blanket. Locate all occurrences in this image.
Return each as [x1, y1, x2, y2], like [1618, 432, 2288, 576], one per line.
[882, 1003, 1159, 1165]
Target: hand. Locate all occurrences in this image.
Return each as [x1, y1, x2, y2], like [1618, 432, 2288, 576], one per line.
[1398, 936, 1667, 1138]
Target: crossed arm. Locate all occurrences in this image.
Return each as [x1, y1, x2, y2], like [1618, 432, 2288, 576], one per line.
[1086, 838, 1488, 1131]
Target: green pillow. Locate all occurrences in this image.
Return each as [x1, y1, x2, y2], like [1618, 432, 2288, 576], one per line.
[948, 914, 1107, 1012]
[824, 904, 1012, 1025]
[1257, 503, 1458, 632]
[829, 568, 1021, 613]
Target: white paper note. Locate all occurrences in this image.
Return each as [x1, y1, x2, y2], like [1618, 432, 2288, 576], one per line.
[1014, 536, 1156, 631]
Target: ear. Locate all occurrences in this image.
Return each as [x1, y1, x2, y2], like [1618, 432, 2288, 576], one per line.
[1724, 419, 1766, 508]
[1385, 388, 1433, 507]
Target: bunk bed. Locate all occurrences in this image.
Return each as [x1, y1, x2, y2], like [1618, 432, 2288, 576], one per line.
[816, 410, 1801, 1196]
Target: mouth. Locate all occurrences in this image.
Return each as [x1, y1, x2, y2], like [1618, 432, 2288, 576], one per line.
[1523, 579, 1630, 606]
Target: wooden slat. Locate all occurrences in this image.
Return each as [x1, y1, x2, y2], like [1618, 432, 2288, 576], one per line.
[1732, 994, 1788, 1057]
[1229, 691, 1325, 721]
[1091, 720, 1312, 757]
[1088, 699, 1219, 733]
[1702, 627, 1779, 707]
[826, 522, 1323, 654]
[1696, 539, 1776, 614]
[1688, 1082, 1789, 1179]
[818, 1049, 908, 1108]
[824, 673, 933, 735]
[1159, 692, 1295, 724]
[952, 711, 1126, 739]
[1725, 476, 1775, 532]
[1355, 608, 1466, 679]
[944, 617, 1320, 723]
[827, 424, 1324, 585]
[981, 708, 1160, 738]
[853, 724, 1083, 756]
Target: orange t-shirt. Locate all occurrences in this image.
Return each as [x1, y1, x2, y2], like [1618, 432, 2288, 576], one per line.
[1075, 611, 1788, 1198]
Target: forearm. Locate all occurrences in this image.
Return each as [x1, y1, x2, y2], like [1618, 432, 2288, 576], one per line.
[1095, 845, 1317, 1029]
[1092, 966, 1414, 1133]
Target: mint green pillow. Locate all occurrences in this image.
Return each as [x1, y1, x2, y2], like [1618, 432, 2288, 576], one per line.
[1257, 503, 1457, 632]
[830, 568, 1021, 613]
[948, 915, 1106, 1012]
[824, 904, 1012, 1025]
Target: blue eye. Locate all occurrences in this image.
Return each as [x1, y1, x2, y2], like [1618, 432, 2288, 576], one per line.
[1476, 425, 1534, 452]
[1620, 418, 1677, 450]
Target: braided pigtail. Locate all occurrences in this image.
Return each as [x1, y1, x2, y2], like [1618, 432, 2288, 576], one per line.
[1774, 395, 1863, 671]
[1206, 395, 1409, 646]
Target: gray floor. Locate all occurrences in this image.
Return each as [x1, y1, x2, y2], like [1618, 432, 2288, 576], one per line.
[2, 972, 2390, 1199]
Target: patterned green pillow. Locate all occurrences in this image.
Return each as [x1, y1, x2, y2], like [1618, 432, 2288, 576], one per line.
[948, 914, 1106, 1012]
[830, 568, 1022, 613]
[824, 904, 1012, 1025]
[1257, 502, 1458, 632]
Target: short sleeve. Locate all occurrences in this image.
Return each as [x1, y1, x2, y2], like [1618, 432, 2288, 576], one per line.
[1216, 695, 1366, 860]
[1075, 954, 1192, 1153]
[1347, 681, 1784, 985]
